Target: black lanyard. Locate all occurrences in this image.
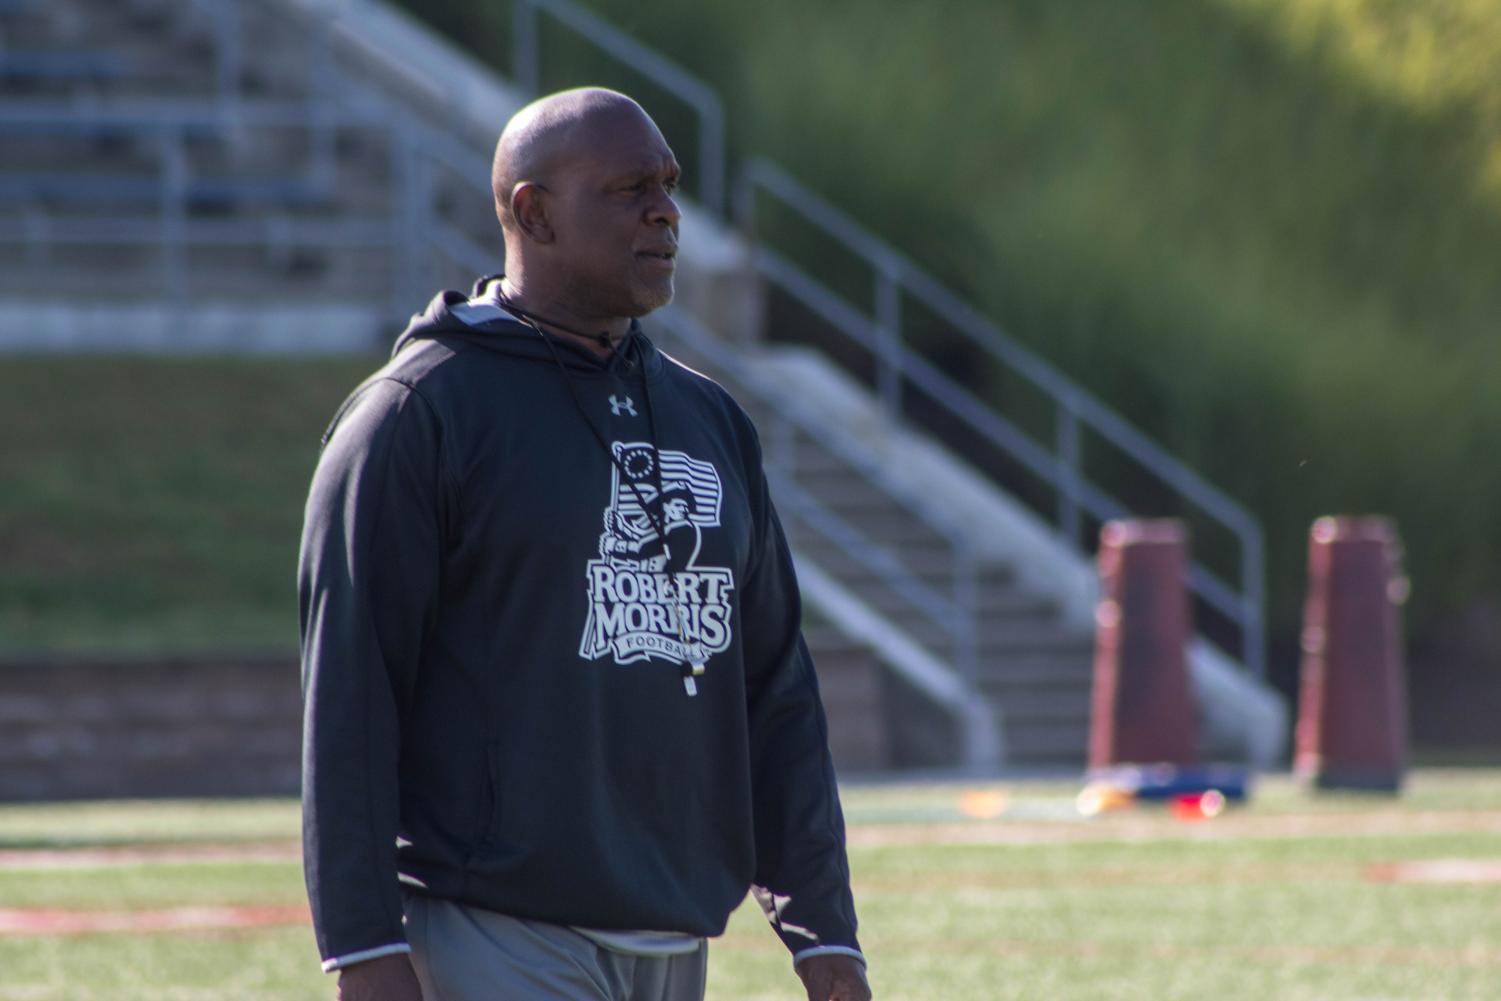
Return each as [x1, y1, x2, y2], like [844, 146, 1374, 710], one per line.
[496, 297, 705, 694]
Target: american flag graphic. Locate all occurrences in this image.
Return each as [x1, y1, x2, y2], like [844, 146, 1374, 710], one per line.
[610, 442, 722, 529]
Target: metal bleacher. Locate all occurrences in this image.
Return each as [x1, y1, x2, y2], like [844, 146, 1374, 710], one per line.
[0, 0, 481, 325]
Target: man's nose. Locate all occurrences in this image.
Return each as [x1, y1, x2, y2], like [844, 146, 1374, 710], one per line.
[649, 188, 681, 228]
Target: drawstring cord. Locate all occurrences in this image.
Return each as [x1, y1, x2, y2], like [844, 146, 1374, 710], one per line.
[497, 296, 708, 696]
[489, 297, 623, 353]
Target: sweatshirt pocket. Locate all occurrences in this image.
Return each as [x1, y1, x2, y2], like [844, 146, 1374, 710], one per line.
[469, 743, 542, 876]
[477, 741, 505, 848]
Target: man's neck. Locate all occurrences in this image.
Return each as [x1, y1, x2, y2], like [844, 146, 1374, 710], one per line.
[494, 279, 629, 359]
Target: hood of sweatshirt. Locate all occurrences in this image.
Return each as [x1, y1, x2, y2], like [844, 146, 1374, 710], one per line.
[391, 274, 664, 382]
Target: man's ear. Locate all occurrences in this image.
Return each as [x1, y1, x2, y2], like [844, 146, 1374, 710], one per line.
[511, 182, 554, 243]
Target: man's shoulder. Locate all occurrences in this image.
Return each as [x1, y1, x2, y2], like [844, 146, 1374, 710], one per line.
[657, 351, 752, 425]
[345, 336, 487, 422]
[376, 336, 468, 394]
[320, 339, 468, 445]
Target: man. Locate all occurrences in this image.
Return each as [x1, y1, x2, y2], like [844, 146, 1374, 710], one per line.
[298, 87, 872, 1001]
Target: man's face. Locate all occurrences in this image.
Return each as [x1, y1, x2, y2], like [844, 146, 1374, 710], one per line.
[547, 108, 682, 319]
[663, 498, 690, 522]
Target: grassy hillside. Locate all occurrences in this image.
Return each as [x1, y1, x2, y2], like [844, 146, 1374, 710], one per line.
[403, 0, 1501, 684]
[0, 357, 377, 653]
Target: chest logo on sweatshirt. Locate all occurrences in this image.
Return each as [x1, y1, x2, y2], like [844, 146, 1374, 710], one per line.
[579, 442, 736, 670]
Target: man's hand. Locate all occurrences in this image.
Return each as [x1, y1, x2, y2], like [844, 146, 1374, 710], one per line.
[796, 954, 872, 1001]
[336, 953, 423, 1001]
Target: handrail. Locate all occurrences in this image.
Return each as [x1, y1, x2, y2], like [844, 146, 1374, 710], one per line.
[510, 0, 725, 218]
[738, 157, 1266, 678]
[654, 310, 982, 680]
[651, 308, 988, 700]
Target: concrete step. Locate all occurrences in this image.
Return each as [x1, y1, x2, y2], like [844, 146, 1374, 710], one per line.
[782, 441, 858, 474]
[802, 624, 870, 658]
[974, 653, 1095, 689]
[788, 531, 979, 571]
[794, 476, 917, 515]
[799, 633, 890, 773]
[795, 513, 952, 552]
[903, 619, 1094, 656]
[0, 236, 395, 291]
[847, 582, 1058, 622]
[990, 689, 1091, 724]
[0, 134, 159, 172]
[0, 36, 215, 101]
[0, 171, 353, 215]
[976, 588, 1061, 619]
[979, 621, 1094, 654]
[1000, 718, 1090, 767]
[791, 544, 1015, 591]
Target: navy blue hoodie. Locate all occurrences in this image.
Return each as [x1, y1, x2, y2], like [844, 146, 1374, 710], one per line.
[298, 281, 861, 969]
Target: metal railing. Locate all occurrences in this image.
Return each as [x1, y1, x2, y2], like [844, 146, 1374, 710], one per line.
[651, 309, 998, 768]
[736, 158, 1266, 678]
[650, 312, 983, 681]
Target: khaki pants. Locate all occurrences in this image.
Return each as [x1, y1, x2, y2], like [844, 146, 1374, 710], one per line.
[404, 895, 708, 1001]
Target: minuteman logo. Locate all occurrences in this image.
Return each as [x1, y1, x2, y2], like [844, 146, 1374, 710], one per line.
[579, 442, 736, 670]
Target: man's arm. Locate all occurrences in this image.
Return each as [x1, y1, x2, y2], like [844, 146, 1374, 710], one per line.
[299, 377, 446, 975]
[737, 445, 868, 991]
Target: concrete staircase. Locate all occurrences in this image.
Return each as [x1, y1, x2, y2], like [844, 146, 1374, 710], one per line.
[661, 336, 1097, 770]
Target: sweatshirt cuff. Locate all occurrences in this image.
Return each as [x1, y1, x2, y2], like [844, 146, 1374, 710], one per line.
[792, 945, 867, 970]
[322, 942, 412, 973]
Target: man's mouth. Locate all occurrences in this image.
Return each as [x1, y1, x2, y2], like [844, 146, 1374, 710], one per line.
[636, 249, 677, 273]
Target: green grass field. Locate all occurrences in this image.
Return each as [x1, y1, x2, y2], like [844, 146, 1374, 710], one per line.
[0, 356, 377, 654]
[2, 771, 1500, 1000]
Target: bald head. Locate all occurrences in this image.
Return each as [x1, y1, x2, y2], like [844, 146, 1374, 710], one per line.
[492, 88, 658, 233]
[488, 87, 682, 328]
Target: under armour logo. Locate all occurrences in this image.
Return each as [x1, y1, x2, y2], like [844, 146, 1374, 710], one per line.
[609, 395, 637, 417]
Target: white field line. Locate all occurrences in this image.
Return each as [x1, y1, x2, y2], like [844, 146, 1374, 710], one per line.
[0, 904, 309, 936]
[0, 841, 300, 870]
[846, 808, 1501, 847]
[1366, 858, 1501, 883]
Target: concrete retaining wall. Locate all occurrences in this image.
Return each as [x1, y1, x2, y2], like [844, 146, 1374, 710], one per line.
[0, 649, 891, 801]
[0, 656, 303, 801]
